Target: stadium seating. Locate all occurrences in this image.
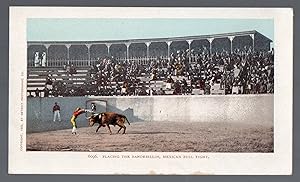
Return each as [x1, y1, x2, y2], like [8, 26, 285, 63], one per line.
[27, 46, 274, 97]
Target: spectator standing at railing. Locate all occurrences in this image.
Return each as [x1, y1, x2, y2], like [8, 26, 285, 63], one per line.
[53, 102, 61, 122]
[89, 65, 97, 78]
[114, 63, 122, 81]
[220, 73, 226, 90]
[174, 60, 183, 76]
[45, 75, 53, 90]
[70, 64, 77, 75]
[165, 75, 174, 90]
[204, 81, 211, 95]
[199, 77, 205, 90]
[44, 87, 50, 97]
[233, 65, 240, 78]
[35, 88, 40, 97]
[156, 63, 162, 79]
[121, 81, 128, 96]
[149, 88, 155, 96]
[232, 79, 239, 94]
[181, 78, 188, 95]
[244, 81, 251, 94]
[166, 61, 173, 76]
[173, 80, 181, 95]
[103, 58, 110, 76]
[157, 88, 166, 95]
[259, 80, 267, 94]
[64, 63, 71, 76]
[139, 85, 148, 96]
[267, 80, 274, 93]
[195, 63, 201, 77]
[28, 92, 34, 97]
[254, 79, 260, 94]
[95, 58, 102, 71]
[151, 65, 158, 80]
[249, 78, 255, 94]
[34, 52, 40, 67]
[152, 89, 158, 96]
[41, 52, 47, 67]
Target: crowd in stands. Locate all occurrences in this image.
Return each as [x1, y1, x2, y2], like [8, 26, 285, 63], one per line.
[29, 46, 274, 97]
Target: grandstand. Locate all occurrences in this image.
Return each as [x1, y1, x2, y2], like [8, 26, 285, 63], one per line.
[27, 30, 274, 97]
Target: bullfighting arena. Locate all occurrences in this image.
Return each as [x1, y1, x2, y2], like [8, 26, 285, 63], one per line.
[26, 121, 273, 152]
[26, 95, 273, 152]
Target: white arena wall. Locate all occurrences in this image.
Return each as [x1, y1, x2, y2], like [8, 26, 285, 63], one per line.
[26, 95, 273, 133]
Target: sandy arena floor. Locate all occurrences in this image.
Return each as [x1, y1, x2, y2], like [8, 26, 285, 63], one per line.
[26, 121, 273, 152]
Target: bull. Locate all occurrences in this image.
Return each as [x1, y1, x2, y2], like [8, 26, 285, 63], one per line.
[87, 112, 130, 134]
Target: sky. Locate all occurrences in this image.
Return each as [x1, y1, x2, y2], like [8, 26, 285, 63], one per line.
[27, 19, 274, 42]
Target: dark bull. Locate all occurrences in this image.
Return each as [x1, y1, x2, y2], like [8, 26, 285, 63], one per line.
[87, 112, 130, 134]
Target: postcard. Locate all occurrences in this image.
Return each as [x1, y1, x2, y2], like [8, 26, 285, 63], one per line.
[9, 7, 293, 175]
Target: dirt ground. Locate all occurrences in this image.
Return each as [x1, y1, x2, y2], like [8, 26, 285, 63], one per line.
[26, 121, 273, 152]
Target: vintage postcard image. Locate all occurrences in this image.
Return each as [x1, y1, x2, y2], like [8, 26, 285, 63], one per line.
[9, 7, 293, 175]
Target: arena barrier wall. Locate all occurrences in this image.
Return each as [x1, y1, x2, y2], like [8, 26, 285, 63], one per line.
[26, 95, 273, 133]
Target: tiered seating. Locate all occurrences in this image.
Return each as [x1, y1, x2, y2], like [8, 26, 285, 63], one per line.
[27, 65, 227, 96]
[27, 66, 90, 92]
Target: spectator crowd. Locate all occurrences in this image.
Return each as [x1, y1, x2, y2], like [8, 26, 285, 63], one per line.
[29, 46, 274, 97]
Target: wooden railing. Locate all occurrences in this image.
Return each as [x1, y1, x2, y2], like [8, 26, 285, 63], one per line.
[27, 56, 175, 68]
[28, 59, 92, 67]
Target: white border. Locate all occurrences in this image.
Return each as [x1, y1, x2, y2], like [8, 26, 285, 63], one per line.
[9, 7, 293, 175]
